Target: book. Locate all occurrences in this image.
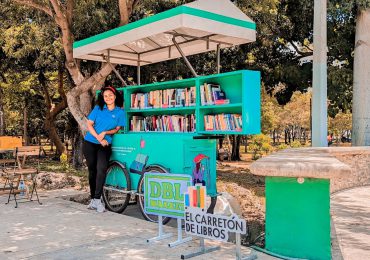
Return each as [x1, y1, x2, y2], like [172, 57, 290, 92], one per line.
[190, 86, 196, 106]
[203, 113, 242, 132]
[200, 83, 232, 106]
[130, 114, 196, 133]
[214, 99, 230, 105]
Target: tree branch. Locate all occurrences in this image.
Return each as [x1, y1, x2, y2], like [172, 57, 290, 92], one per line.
[13, 0, 53, 17]
[51, 64, 67, 117]
[118, 0, 137, 26]
[38, 71, 52, 109]
[48, 0, 79, 84]
[66, 0, 74, 28]
[66, 62, 113, 130]
[118, 0, 129, 26]
[289, 40, 313, 57]
[303, 44, 313, 52]
[49, 0, 66, 20]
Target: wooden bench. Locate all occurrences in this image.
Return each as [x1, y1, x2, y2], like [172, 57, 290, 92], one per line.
[0, 136, 22, 195]
[3, 146, 42, 207]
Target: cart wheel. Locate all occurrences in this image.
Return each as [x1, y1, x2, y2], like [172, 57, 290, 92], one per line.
[103, 162, 131, 213]
[137, 165, 171, 225]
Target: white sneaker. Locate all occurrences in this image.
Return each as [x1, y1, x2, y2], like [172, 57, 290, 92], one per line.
[95, 198, 106, 213]
[87, 199, 96, 210]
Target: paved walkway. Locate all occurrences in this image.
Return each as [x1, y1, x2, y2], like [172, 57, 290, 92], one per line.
[0, 190, 276, 260]
[0, 186, 369, 259]
[331, 186, 370, 260]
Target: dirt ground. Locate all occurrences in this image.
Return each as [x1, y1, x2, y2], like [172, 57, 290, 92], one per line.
[1, 155, 265, 246]
[217, 155, 265, 246]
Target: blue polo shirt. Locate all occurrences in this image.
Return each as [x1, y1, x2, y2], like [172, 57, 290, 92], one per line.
[84, 105, 125, 144]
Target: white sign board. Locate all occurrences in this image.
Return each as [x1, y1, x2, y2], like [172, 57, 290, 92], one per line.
[185, 206, 247, 242]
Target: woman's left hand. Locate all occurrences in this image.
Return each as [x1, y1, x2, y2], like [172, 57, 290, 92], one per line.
[100, 139, 109, 147]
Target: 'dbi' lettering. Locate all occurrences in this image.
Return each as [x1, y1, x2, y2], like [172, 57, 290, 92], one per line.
[149, 181, 184, 201]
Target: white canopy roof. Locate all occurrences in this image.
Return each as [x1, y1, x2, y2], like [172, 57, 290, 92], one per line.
[73, 0, 256, 66]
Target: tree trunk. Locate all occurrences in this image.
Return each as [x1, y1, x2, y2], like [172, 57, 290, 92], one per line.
[72, 91, 92, 169]
[44, 118, 64, 155]
[72, 131, 84, 169]
[39, 69, 67, 156]
[353, 9, 370, 146]
[231, 135, 241, 161]
[244, 135, 248, 153]
[23, 102, 28, 145]
[0, 88, 4, 135]
[219, 138, 224, 149]
[284, 129, 288, 144]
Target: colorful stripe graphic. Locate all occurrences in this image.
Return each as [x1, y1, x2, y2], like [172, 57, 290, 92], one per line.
[186, 185, 206, 209]
[197, 186, 201, 208]
[200, 186, 205, 209]
[189, 187, 194, 207]
[192, 188, 197, 207]
[185, 193, 189, 207]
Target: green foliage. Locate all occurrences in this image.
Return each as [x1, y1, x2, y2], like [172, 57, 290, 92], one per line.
[328, 67, 353, 117]
[39, 158, 86, 177]
[277, 143, 289, 150]
[290, 140, 302, 148]
[0, 71, 45, 136]
[249, 134, 273, 160]
[328, 111, 352, 137]
[261, 87, 280, 134]
[279, 91, 311, 130]
[73, 1, 121, 41]
[60, 153, 69, 171]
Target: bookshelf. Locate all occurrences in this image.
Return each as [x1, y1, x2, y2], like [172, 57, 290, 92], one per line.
[121, 70, 260, 135]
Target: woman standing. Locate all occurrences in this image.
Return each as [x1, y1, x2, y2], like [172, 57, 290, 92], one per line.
[83, 86, 125, 213]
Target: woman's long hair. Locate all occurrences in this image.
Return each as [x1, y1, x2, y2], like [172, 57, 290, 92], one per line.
[96, 86, 124, 110]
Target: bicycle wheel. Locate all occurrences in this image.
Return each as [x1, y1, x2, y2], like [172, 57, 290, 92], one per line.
[138, 165, 171, 225]
[103, 162, 131, 213]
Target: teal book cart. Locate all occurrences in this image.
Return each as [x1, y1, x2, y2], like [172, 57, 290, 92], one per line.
[73, 0, 260, 224]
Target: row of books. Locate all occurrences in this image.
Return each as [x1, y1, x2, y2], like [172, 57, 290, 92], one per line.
[204, 114, 242, 131]
[131, 87, 196, 109]
[200, 83, 230, 106]
[130, 114, 196, 132]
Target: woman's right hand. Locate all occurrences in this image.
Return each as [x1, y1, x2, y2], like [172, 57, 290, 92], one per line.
[99, 139, 109, 147]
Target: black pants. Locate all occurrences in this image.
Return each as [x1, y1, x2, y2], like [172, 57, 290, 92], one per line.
[83, 140, 112, 199]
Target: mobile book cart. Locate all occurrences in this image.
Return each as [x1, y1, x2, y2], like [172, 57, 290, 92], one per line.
[73, 0, 260, 228]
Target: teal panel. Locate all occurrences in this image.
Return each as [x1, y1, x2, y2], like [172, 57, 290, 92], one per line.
[105, 166, 128, 188]
[198, 72, 243, 104]
[121, 70, 260, 135]
[265, 177, 331, 260]
[242, 70, 261, 134]
[197, 70, 261, 135]
[111, 133, 217, 195]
